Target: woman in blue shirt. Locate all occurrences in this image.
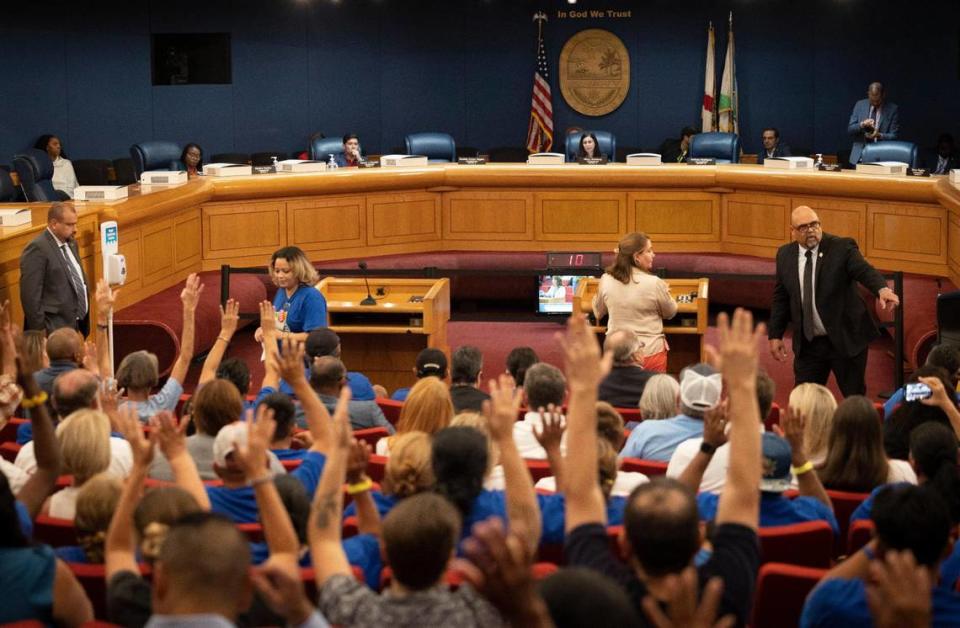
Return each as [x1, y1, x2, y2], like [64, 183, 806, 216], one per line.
[255, 246, 327, 345]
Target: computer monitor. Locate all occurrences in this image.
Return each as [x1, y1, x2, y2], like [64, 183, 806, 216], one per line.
[536, 274, 585, 315]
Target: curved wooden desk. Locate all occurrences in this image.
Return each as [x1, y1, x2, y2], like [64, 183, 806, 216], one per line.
[2, 164, 958, 325]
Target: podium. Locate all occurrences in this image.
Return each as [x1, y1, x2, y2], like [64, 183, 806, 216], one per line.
[317, 277, 450, 394]
[573, 277, 709, 374]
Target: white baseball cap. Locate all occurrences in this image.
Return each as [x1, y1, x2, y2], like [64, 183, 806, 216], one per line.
[679, 364, 722, 412]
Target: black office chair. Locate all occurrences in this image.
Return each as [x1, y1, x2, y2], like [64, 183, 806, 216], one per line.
[937, 290, 960, 349]
[129, 141, 182, 178]
[309, 138, 344, 162]
[487, 146, 529, 163]
[13, 149, 62, 201]
[112, 158, 137, 185]
[210, 153, 251, 165]
[251, 152, 289, 166]
[616, 145, 644, 162]
[72, 159, 112, 186]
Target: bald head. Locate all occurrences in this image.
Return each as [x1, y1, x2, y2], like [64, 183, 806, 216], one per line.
[604, 330, 643, 366]
[867, 82, 885, 107]
[309, 356, 346, 394]
[52, 368, 100, 418]
[790, 205, 822, 250]
[46, 327, 83, 363]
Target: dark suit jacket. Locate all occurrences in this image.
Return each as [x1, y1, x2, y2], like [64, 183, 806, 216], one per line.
[847, 99, 900, 165]
[659, 138, 688, 163]
[19, 229, 88, 333]
[769, 233, 887, 358]
[598, 365, 654, 409]
[756, 143, 793, 164]
[925, 151, 960, 174]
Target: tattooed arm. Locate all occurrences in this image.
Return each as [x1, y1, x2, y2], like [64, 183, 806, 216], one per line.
[307, 387, 353, 585]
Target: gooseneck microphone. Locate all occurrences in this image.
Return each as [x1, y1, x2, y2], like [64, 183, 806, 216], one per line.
[358, 261, 377, 306]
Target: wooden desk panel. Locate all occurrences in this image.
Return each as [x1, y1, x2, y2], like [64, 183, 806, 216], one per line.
[535, 191, 627, 241]
[442, 191, 534, 242]
[287, 196, 365, 253]
[628, 191, 720, 243]
[366, 192, 441, 246]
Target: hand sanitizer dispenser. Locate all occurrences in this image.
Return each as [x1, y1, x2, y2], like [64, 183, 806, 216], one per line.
[100, 221, 126, 285]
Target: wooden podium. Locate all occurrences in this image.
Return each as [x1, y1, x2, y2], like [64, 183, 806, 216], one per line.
[317, 277, 450, 394]
[573, 278, 709, 374]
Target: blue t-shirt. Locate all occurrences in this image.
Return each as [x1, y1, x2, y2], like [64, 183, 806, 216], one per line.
[620, 414, 704, 462]
[391, 387, 410, 402]
[54, 545, 89, 563]
[208, 451, 326, 523]
[278, 371, 376, 402]
[16, 501, 33, 539]
[0, 545, 55, 624]
[273, 284, 327, 335]
[271, 448, 308, 461]
[801, 576, 960, 627]
[249, 534, 382, 590]
[697, 492, 839, 536]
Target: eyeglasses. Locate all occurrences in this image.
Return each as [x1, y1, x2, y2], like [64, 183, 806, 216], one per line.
[792, 221, 821, 232]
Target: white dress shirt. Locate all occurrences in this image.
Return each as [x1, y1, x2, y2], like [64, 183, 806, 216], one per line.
[513, 411, 567, 460]
[797, 243, 827, 337]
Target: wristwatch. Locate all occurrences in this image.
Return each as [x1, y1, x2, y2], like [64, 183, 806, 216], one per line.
[700, 441, 718, 456]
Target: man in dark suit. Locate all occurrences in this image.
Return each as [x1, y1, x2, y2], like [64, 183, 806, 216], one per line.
[756, 127, 793, 164]
[847, 82, 900, 166]
[20, 202, 90, 335]
[598, 330, 654, 408]
[928, 133, 960, 175]
[768, 206, 899, 397]
[659, 126, 697, 163]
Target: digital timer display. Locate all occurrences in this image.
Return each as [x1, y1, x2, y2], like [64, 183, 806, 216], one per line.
[546, 252, 601, 268]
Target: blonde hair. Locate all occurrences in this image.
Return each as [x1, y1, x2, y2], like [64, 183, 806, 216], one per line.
[382, 432, 434, 498]
[56, 409, 112, 484]
[450, 411, 500, 472]
[270, 246, 319, 287]
[22, 330, 48, 373]
[390, 377, 454, 449]
[790, 383, 837, 463]
[75, 473, 122, 563]
[598, 439, 618, 499]
[638, 374, 680, 420]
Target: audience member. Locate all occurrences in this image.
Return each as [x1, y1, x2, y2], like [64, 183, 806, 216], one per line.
[598, 330, 654, 408]
[54, 472, 122, 563]
[21, 329, 49, 373]
[255, 247, 327, 346]
[790, 382, 837, 465]
[118, 273, 202, 421]
[378, 376, 453, 455]
[885, 366, 960, 459]
[593, 232, 678, 373]
[818, 395, 916, 492]
[32, 327, 83, 396]
[450, 412, 503, 490]
[537, 567, 641, 627]
[256, 391, 303, 461]
[392, 347, 448, 401]
[179, 142, 203, 177]
[505, 346, 538, 387]
[666, 372, 775, 493]
[306, 356, 392, 433]
[562, 309, 763, 622]
[514, 362, 567, 459]
[801, 485, 960, 625]
[883, 344, 960, 419]
[450, 345, 491, 412]
[621, 363, 720, 461]
[18, 366, 99, 445]
[636, 373, 679, 423]
[34, 134, 77, 199]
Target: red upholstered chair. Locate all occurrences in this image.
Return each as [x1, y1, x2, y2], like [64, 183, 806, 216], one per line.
[69, 562, 150, 620]
[0, 441, 21, 462]
[366, 454, 388, 482]
[614, 406, 642, 424]
[759, 521, 834, 568]
[750, 562, 827, 628]
[620, 457, 668, 476]
[353, 427, 390, 449]
[280, 458, 302, 471]
[236, 522, 265, 542]
[525, 459, 553, 482]
[847, 519, 875, 556]
[825, 489, 870, 555]
[764, 402, 782, 432]
[0, 417, 28, 442]
[342, 515, 359, 539]
[34, 515, 79, 547]
[375, 398, 403, 425]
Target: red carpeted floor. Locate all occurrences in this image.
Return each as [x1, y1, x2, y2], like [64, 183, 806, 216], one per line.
[186, 316, 896, 408]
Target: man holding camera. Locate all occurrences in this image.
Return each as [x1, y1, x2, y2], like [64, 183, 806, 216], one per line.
[847, 82, 900, 166]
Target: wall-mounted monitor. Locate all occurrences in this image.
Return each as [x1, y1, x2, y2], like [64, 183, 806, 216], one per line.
[152, 33, 232, 85]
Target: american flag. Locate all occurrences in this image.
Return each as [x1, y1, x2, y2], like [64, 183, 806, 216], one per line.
[526, 13, 553, 153]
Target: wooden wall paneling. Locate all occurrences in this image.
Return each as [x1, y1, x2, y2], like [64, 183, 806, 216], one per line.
[627, 191, 720, 242]
[174, 208, 202, 271]
[140, 217, 176, 288]
[721, 193, 792, 257]
[790, 197, 867, 245]
[202, 201, 286, 260]
[866, 203, 948, 269]
[949, 212, 960, 287]
[441, 191, 534, 241]
[365, 192, 441, 246]
[114, 226, 143, 310]
[286, 195, 365, 253]
[535, 191, 627, 242]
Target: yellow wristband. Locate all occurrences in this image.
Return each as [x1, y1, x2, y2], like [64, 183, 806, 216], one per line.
[791, 461, 814, 476]
[20, 391, 49, 409]
[345, 477, 373, 495]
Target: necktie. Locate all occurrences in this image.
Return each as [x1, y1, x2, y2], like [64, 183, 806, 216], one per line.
[803, 250, 815, 341]
[60, 244, 88, 318]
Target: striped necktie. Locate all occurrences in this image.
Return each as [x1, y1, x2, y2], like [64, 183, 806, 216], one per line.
[60, 244, 88, 318]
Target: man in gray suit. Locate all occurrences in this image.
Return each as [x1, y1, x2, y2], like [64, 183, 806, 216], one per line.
[847, 82, 900, 166]
[19, 202, 90, 335]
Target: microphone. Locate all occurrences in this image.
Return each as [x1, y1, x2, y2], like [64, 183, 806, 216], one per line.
[358, 261, 376, 306]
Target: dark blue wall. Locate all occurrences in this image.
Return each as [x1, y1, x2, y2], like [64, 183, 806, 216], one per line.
[1, 0, 957, 162]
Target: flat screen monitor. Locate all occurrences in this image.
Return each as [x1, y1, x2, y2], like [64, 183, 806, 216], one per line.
[152, 33, 232, 85]
[536, 274, 586, 315]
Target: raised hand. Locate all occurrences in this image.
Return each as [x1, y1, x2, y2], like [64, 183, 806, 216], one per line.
[702, 400, 729, 449]
[274, 336, 306, 384]
[346, 439, 371, 484]
[152, 410, 190, 461]
[82, 341, 99, 374]
[705, 308, 766, 387]
[256, 300, 278, 343]
[219, 298, 240, 337]
[773, 405, 807, 465]
[95, 278, 119, 321]
[179, 273, 204, 311]
[250, 556, 316, 626]
[483, 374, 522, 443]
[556, 314, 612, 392]
[234, 406, 276, 482]
[533, 405, 565, 453]
[118, 404, 154, 469]
[866, 549, 931, 628]
[642, 568, 734, 628]
[331, 386, 353, 452]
